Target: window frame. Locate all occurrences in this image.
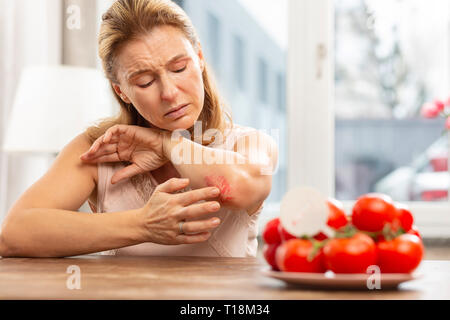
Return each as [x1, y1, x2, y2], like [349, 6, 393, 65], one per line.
[260, 0, 450, 238]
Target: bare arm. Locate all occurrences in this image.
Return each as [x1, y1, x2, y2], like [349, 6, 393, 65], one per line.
[0, 208, 143, 258]
[0, 133, 144, 258]
[79, 125, 278, 215]
[0, 133, 221, 258]
[162, 129, 278, 214]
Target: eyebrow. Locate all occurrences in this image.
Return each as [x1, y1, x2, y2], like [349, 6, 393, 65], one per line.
[127, 54, 188, 81]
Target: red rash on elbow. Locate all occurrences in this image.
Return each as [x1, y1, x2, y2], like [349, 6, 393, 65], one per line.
[204, 175, 233, 202]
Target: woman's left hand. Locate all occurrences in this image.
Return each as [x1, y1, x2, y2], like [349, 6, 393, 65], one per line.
[80, 125, 169, 184]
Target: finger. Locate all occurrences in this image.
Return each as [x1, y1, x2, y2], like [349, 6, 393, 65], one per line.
[81, 136, 106, 158]
[176, 186, 221, 206]
[81, 143, 117, 159]
[179, 201, 221, 220]
[83, 153, 121, 164]
[181, 217, 221, 234]
[155, 177, 190, 194]
[175, 232, 211, 244]
[104, 131, 120, 144]
[105, 125, 130, 142]
[111, 163, 145, 184]
[92, 135, 105, 153]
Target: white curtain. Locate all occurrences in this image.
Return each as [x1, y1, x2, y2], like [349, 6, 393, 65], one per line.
[0, 0, 62, 221]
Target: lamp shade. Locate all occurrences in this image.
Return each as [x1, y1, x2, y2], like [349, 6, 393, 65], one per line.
[2, 65, 118, 154]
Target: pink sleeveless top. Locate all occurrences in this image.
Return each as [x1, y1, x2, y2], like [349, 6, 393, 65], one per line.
[88, 124, 264, 257]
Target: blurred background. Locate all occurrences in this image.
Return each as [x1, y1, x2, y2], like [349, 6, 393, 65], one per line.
[0, 0, 449, 242]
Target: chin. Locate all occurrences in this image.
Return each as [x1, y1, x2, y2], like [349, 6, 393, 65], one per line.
[166, 116, 197, 132]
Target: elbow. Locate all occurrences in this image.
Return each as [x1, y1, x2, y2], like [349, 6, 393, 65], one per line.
[0, 210, 67, 258]
[0, 228, 13, 258]
[0, 234, 8, 257]
[240, 180, 271, 213]
[223, 169, 272, 212]
[0, 210, 30, 258]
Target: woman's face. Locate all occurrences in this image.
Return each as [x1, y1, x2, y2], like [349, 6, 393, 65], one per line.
[113, 25, 205, 131]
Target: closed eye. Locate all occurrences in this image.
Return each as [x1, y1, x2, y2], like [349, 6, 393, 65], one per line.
[138, 65, 186, 88]
[138, 80, 155, 88]
[174, 66, 187, 73]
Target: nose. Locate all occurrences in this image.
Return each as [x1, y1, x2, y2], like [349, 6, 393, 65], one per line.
[159, 74, 178, 102]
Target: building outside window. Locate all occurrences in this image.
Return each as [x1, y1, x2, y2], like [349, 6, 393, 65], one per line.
[206, 12, 221, 74]
[276, 73, 285, 112]
[288, 0, 450, 238]
[233, 34, 246, 92]
[334, 0, 450, 203]
[257, 58, 268, 105]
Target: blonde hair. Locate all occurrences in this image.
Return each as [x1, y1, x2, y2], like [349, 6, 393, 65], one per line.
[85, 0, 232, 145]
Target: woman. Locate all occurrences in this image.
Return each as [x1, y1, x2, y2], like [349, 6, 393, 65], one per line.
[0, 0, 277, 258]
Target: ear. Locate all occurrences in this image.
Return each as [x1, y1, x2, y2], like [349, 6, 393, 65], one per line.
[112, 83, 131, 104]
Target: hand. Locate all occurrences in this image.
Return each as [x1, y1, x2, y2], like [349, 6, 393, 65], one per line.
[137, 178, 222, 245]
[80, 125, 169, 184]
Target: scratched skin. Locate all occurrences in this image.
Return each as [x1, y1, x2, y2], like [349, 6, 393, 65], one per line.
[204, 175, 233, 202]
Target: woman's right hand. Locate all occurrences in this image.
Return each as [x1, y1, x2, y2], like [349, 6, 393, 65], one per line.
[137, 178, 222, 245]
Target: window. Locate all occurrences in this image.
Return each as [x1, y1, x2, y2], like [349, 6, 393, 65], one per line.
[276, 72, 285, 112]
[172, 0, 184, 8]
[258, 58, 268, 104]
[287, 0, 450, 238]
[233, 35, 246, 92]
[334, 0, 450, 203]
[207, 12, 221, 72]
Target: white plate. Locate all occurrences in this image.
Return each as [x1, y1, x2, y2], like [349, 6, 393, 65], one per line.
[261, 268, 423, 290]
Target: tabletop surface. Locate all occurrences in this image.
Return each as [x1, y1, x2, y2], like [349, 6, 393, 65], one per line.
[0, 255, 449, 300]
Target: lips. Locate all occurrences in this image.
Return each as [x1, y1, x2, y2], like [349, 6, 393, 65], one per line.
[165, 104, 188, 116]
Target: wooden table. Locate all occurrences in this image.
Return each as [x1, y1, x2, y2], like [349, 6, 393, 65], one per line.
[0, 256, 449, 300]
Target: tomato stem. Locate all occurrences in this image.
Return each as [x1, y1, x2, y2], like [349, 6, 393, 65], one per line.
[307, 240, 327, 262]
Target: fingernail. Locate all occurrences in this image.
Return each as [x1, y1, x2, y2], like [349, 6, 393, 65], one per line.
[212, 218, 220, 224]
[210, 188, 220, 196]
[210, 203, 220, 210]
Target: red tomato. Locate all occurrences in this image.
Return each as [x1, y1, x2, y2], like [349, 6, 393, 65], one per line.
[352, 193, 397, 232]
[312, 199, 348, 241]
[275, 239, 325, 273]
[278, 224, 296, 242]
[262, 218, 282, 244]
[323, 233, 377, 273]
[408, 225, 422, 239]
[327, 198, 348, 230]
[377, 234, 424, 273]
[313, 232, 328, 241]
[393, 203, 414, 232]
[263, 243, 281, 271]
